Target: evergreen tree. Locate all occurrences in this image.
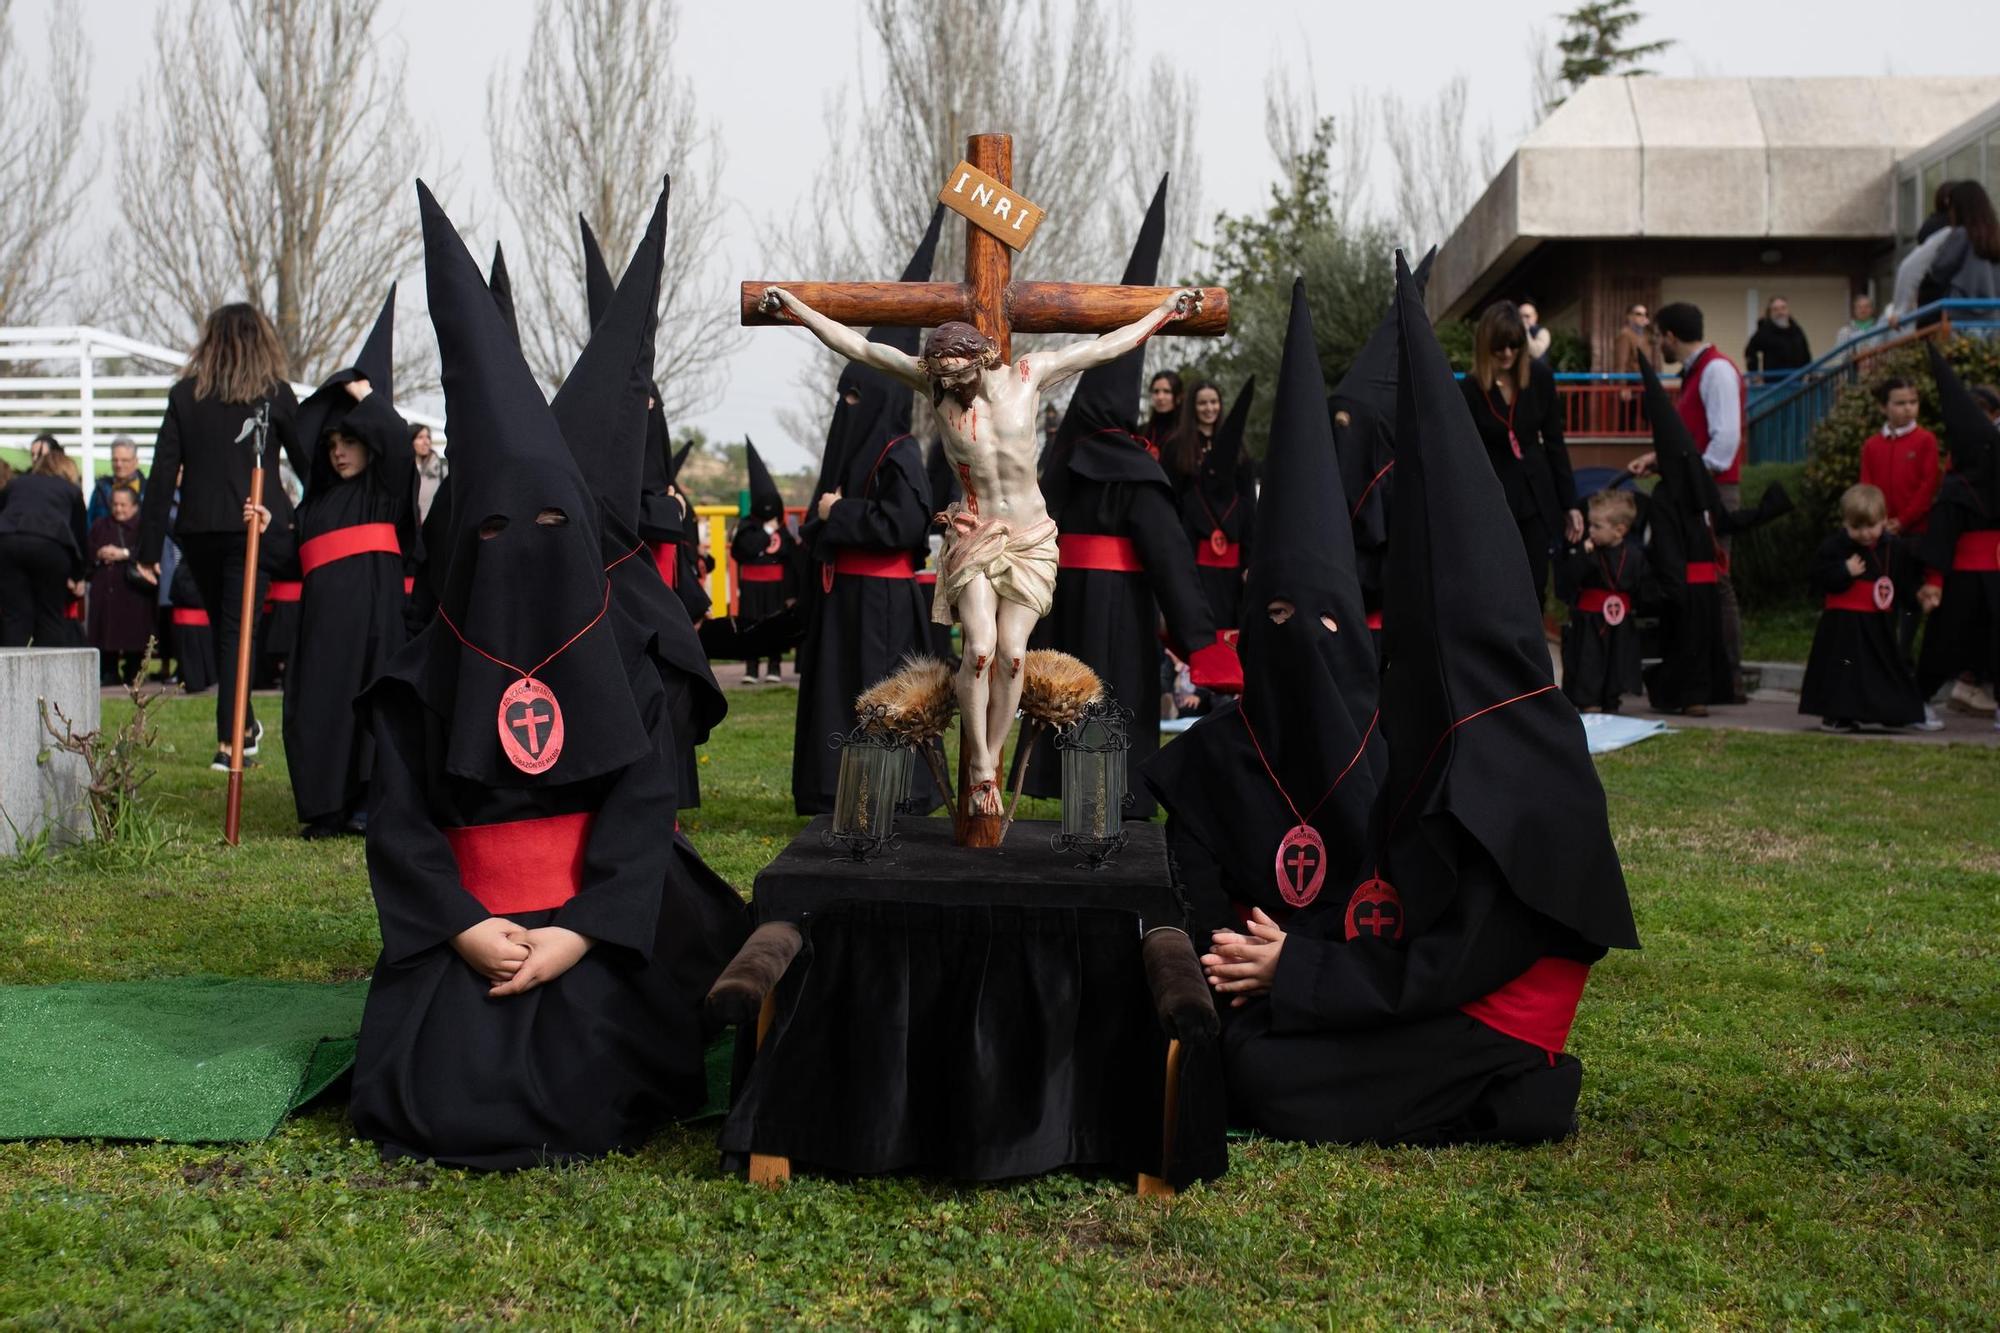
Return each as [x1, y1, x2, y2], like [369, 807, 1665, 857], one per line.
[1552, 2, 1672, 105]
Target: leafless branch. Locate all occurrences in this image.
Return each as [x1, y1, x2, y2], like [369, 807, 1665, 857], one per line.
[0, 1, 94, 324]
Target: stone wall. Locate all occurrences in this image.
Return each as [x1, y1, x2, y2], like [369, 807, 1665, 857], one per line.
[0, 648, 98, 854]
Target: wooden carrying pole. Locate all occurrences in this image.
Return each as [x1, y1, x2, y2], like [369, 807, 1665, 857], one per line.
[223, 403, 270, 846]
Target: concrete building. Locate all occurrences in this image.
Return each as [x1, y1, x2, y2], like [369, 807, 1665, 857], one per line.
[1428, 76, 2000, 375]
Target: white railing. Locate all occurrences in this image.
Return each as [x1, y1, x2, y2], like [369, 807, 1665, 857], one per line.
[0, 326, 445, 492]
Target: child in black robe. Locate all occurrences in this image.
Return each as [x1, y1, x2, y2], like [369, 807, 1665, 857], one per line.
[1800, 484, 1926, 731]
[727, 440, 796, 683]
[349, 183, 746, 1170]
[1558, 488, 1649, 712]
[282, 290, 412, 838]
[1146, 270, 1637, 1148]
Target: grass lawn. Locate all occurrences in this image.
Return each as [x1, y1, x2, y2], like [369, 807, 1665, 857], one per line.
[2, 688, 1997, 1327]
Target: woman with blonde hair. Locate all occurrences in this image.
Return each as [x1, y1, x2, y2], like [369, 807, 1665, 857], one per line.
[137, 303, 302, 768]
[1457, 300, 1580, 603]
[0, 443, 88, 645]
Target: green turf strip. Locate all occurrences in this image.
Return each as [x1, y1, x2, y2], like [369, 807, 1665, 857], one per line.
[0, 977, 365, 1143]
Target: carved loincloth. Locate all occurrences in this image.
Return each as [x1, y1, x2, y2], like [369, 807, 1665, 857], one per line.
[932, 505, 1059, 625]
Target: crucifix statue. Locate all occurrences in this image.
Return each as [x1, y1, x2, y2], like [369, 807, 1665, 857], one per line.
[742, 134, 1229, 845]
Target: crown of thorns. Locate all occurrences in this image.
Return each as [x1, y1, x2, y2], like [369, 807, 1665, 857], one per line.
[919, 322, 1000, 372]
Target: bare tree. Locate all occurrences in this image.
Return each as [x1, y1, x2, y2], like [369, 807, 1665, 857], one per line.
[1380, 75, 1494, 254]
[1264, 54, 1373, 232]
[1526, 25, 1565, 127]
[107, 0, 430, 380]
[770, 0, 1203, 454]
[488, 0, 737, 417]
[0, 2, 91, 325]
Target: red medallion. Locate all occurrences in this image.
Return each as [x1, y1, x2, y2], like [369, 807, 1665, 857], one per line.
[820, 562, 835, 595]
[497, 677, 564, 775]
[1601, 593, 1627, 627]
[1275, 824, 1327, 908]
[1210, 528, 1230, 556]
[1343, 877, 1405, 941]
[1873, 576, 1895, 612]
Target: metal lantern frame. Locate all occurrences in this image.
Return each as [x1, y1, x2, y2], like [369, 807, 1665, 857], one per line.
[822, 708, 913, 862]
[1050, 698, 1132, 870]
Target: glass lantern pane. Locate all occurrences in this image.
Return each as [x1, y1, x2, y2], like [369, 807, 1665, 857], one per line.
[1061, 748, 1116, 839]
[832, 743, 895, 839]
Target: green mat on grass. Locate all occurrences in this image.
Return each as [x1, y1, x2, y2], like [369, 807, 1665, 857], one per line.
[0, 977, 367, 1143]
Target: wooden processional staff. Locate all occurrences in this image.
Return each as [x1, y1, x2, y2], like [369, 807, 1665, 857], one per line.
[222, 400, 269, 846]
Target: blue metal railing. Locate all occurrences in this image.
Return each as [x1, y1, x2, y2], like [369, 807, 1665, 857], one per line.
[1745, 299, 2000, 464]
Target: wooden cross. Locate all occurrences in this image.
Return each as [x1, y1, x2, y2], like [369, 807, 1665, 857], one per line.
[738, 134, 1229, 360]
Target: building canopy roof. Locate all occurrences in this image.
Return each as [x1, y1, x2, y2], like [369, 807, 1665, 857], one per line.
[1429, 75, 2000, 319]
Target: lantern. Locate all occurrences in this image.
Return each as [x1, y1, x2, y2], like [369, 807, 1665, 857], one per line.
[1051, 699, 1131, 869]
[822, 710, 911, 861]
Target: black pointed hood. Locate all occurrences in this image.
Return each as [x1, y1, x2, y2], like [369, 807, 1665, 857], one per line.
[744, 438, 782, 520]
[1379, 251, 1635, 950]
[1928, 341, 1998, 512]
[1329, 247, 1433, 600]
[298, 284, 398, 493]
[580, 214, 616, 330]
[669, 439, 694, 485]
[819, 206, 946, 499]
[1044, 175, 1172, 502]
[488, 243, 519, 345]
[553, 177, 668, 535]
[1239, 280, 1381, 822]
[411, 179, 648, 787]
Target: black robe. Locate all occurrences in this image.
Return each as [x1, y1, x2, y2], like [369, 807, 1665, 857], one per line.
[349, 615, 748, 1169]
[1016, 437, 1218, 819]
[790, 434, 936, 814]
[1640, 487, 1732, 711]
[1177, 437, 1256, 632]
[1556, 537, 1650, 711]
[1800, 532, 1924, 726]
[282, 395, 413, 825]
[728, 518, 797, 660]
[1915, 475, 2000, 699]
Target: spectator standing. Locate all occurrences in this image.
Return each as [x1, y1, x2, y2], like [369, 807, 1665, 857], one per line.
[1518, 300, 1553, 363]
[0, 444, 87, 646]
[1612, 303, 1656, 431]
[86, 483, 154, 683]
[1830, 294, 1881, 357]
[135, 303, 302, 767]
[87, 438, 146, 526]
[1892, 181, 2000, 323]
[1745, 296, 1811, 378]
[409, 422, 445, 522]
[1628, 302, 1748, 701]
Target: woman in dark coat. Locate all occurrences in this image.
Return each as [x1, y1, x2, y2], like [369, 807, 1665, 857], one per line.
[86, 483, 155, 681]
[136, 304, 302, 767]
[1457, 301, 1581, 605]
[0, 448, 88, 646]
[1166, 379, 1257, 631]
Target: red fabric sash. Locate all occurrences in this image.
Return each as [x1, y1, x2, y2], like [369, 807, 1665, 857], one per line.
[1366, 609, 1382, 631]
[647, 541, 679, 587]
[830, 549, 914, 578]
[1460, 957, 1589, 1056]
[738, 563, 784, 583]
[170, 607, 209, 627]
[1684, 561, 1719, 585]
[64, 598, 83, 620]
[443, 812, 592, 916]
[1195, 540, 1242, 569]
[267, 580, 303, 604]
[1575, 589, 1630, 616]
[1953, 530, 2000, 573]
[299, 522, 401, 577]
[915, 570, 938, 586]
[1058, 533, 1141, 572]
[1824, 581, 1887, 613]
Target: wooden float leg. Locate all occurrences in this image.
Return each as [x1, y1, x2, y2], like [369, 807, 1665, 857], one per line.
[1137, 1037, 1183, 1199]
[747, 989, 791, 1188]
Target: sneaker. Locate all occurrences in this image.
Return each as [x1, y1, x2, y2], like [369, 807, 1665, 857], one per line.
[1819, 718, 1860, 734]
[209, 749, 231, 772]
[1948, 680, 1998, 714]
[740, 673, 758, 686]
[1911, 705, 1945, 733]
[242, 720, 264, 757]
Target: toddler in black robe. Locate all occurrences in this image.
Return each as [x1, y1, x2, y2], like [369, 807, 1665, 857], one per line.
[1557, 488, 1649, 712]
[281, 289, 412, 838]
[1800, 484, 1925, 731]
[728, 439, 797, 683]
[349, 183, 746, 1170]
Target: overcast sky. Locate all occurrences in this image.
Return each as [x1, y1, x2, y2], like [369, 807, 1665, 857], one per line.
[40, 0, 2000, 469]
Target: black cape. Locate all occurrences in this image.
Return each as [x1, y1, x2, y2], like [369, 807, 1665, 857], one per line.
[1177, 378, 1257, 631]
[1799, 531, 1925, 726]
[1556, 536, 1651, 711]
[1915, 342, 2000, 695]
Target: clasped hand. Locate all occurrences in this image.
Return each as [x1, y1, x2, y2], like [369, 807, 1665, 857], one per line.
[451, 917, 593, 998]
[1201, 907, 1286, 1009]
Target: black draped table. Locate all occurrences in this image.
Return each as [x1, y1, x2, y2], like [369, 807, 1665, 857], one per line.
[715, 816, 1226, 1191]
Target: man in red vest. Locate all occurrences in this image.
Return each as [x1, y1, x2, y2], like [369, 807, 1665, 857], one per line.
[1628, 302, 1747, 702]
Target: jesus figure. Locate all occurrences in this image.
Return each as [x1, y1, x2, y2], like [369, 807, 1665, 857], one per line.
[762, 284, 1203, 818]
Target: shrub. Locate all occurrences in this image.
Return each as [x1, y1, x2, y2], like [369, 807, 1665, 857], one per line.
[1728, 460, 1817, 614]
